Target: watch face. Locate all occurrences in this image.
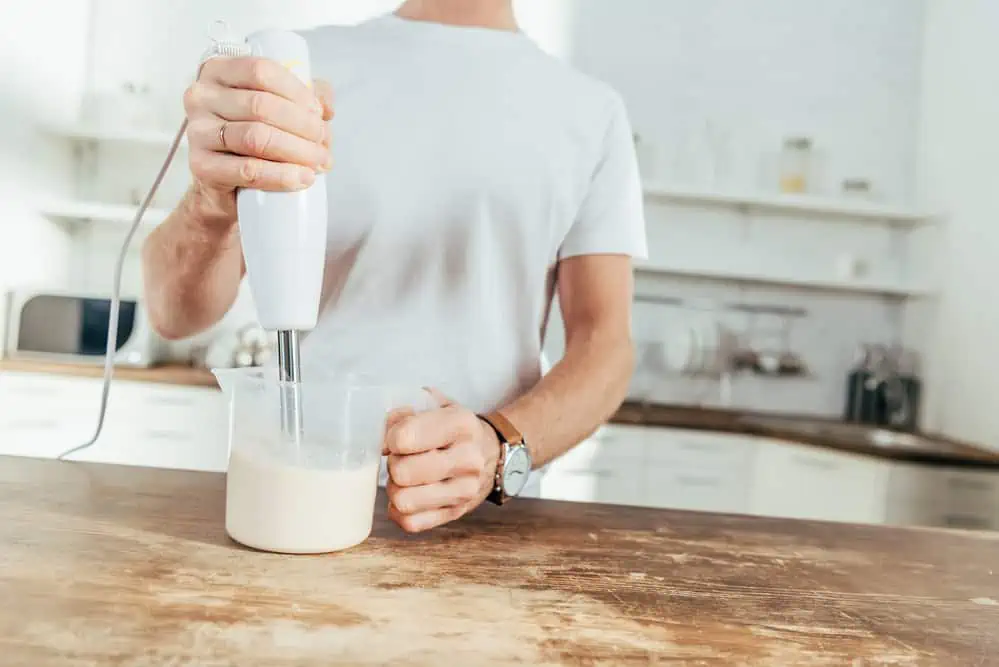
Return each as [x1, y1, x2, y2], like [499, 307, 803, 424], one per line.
[503, 446, 532, 497]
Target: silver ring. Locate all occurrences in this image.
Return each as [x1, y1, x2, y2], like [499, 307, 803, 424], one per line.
[218, 122, 229, 151]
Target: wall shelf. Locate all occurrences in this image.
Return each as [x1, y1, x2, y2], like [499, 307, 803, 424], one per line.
[643, 183, 934, 227]
[44, 123, 185, 148]
[40, 201, 169, 228]
[634, 260, 930, 299]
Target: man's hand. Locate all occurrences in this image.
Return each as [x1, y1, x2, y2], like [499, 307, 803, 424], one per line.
[184, 56, 334, 225]
[383, 392, 501, 533]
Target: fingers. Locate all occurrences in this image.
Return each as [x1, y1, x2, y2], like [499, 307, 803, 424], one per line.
[387, 476, 482, 516]
[388, 440, 487, 487]
[182, 59, 334, 196]
[189, 150, 316, 192]
[385, 405, 481, 456]
[388, 502, 464, 534]
[313, 79, 335, 121]
[382, 407, 415, 455]
[188, 118, 329, 170]
[186, 83, 328, 145]
[423, 387, 453, 407]
[200, 56, 320, 112]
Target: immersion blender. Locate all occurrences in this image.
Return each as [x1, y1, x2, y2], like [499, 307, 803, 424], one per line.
[237, 30, 328, 444]
[56, 25, 326, 460]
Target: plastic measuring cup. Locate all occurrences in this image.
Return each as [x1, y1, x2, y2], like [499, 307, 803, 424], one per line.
[213, 367, 435, 554]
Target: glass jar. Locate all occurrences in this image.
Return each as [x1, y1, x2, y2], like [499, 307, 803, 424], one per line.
[779, 136, 812, 194]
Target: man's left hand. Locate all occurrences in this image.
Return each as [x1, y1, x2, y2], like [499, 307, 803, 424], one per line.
[383, 391, 501, 533]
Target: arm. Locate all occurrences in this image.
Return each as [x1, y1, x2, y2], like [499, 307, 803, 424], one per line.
[383, 92, 645, 532]
[383, 256, 636, 532]
[499, 254, 635, 467]
[141, 187, 246, 340]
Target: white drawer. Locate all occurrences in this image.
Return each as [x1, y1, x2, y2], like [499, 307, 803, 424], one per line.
[91, 386, 229, 472]
[541, 469, 644, 506]
[551, 424, 647, 472]
[0, 371, 101, 419]
[644, 464, 751, 514]
[937, 469, 999, 530]
[750, 440, 889, 524]
[646, 428, 757, 472]
[885, 464, 940, 527]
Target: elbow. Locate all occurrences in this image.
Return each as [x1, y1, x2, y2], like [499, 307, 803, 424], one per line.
[145, 293, 189, 342]
[141, 244, 188, 342]
[149, 314, 190, 342]
[616, 336, 636, 402]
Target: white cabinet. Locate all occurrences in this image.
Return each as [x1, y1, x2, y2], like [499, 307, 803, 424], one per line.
[542, 425, 647, 506]
[0, 372, 99, 458]
[0, 370, 228, 472]
[644, 429, 756, 514]
[749, 440, 890, 524]
[885, 463, 940, 527]
[936, 469, 999, 531]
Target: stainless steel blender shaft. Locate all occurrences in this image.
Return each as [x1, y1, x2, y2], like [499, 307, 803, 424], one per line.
[276, 330, 304, 442]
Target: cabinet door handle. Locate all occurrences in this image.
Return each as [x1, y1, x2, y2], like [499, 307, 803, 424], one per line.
[947, 478, 993, 492]
[144, 396, 197, 408]
[675, 475, 721, 488]
[943, 514, 991, 530]
[792, 455, 840, 471]
[679, 441, 722, 453]
[5, 418, 61, 431]
[143, 429, 193, 442]
[557, 470, 615, 479]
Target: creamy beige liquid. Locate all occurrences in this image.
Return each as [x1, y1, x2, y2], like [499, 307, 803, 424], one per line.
[225, 448, 380, 554]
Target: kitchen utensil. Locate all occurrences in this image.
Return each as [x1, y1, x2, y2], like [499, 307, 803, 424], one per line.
[842, 178, 873, 199]
[56, 24, 324, 463]
[214, 368, 434, 553]
[664, 325, 700, 375]
[237, 30, 328, 444]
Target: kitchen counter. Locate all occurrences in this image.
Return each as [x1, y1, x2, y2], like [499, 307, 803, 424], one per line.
[614, 401, 999, 469]
[0, 358, 218, 388]
[3, 456, 998, 665]
[3, 358, 998, 468]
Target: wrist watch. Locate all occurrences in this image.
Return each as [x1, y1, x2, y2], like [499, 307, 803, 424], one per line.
[478, 411, 532, 506]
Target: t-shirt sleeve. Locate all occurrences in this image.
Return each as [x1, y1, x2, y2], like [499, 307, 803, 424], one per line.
[559, 93, 648, 261]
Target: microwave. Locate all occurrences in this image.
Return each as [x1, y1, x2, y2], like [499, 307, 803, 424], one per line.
[2, 289, 166, 367]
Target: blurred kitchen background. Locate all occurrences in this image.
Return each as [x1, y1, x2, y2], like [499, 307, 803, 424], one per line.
[3, 0, 999, 530]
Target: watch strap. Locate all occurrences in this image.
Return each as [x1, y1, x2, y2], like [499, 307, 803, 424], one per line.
[479, 411, 523, 506]
[479, 410, 524, 447]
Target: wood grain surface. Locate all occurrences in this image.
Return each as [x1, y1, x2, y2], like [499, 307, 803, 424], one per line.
[0, 359, 218, 388]
[2, 456, 998, 666]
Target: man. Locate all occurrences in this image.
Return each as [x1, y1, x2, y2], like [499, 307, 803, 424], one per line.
[141, 0, 646, 533]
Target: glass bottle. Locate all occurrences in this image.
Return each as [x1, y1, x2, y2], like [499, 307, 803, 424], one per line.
[779, 136, 812, 194]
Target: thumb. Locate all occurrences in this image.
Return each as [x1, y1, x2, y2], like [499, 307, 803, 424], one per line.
[313, 79, 334, 121]
[423, 387, 453, 408]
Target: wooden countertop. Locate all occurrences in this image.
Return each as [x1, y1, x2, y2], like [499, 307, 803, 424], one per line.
[0, 358, 219, 388]
[614, 402, 999, 469]
[2, 456, 998, 666]
[4, 357, 998, 468]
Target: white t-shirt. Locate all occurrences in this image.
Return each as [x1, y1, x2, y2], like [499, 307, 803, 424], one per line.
[298, 15, 646, 478]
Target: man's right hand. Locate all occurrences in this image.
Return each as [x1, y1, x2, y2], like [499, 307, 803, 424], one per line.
[183, 56, 334, 225]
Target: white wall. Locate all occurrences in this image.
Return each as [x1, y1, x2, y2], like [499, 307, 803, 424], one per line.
[916, 0, 999, 447]
[0, 1, 91, 289]
[566, 0, 925, 201]
[551, 0, 929, 418]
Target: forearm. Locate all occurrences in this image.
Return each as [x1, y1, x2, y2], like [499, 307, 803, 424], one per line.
[141, 186, 244, 340]
[501, 329, 635, 468]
